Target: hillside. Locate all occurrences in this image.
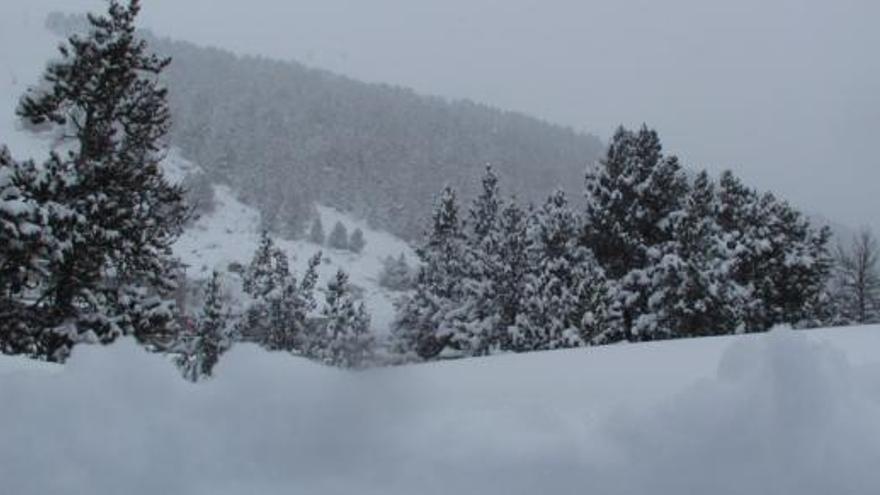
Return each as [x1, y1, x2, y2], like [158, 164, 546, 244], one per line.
[2, 325, 879, 494]
[165, 151, 415, 335]
[45, 12, 605, 240]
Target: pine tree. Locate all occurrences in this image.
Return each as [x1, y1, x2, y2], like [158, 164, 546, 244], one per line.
[176, 271, 231, 381]
[456, 165, 505, 354]
[309, 216, 325, 245]
[494, 200, 531, 350]
[583, 125, 687, 341]
[512, 190, 615, 351]
[392, 186, 469, 359]
[639, 171, 743, 338]
[328, 221, 349, 250]
[4, 0, 186, 360]
[348, 227, 366, 253]
[314, 270, 373, 368]
[242, 231, 289, 299]
[378, 253, 413, 291]
[240, 233, 320, 351]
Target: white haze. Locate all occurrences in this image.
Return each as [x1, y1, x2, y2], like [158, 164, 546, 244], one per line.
[2, 0, 878, 233]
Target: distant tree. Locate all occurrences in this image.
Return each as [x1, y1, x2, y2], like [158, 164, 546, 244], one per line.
[348, 227, 366, 253]
[312, 270, 373, 368]
[240, 232, 320, 351]
[834, 229, 880, 324]
[378, 253, 413, 291]
[1, 0, 187, 360]
[309, 216, 325, 245]
[242, 231, 289, 299]
[328, 221, 349, 250]
[177, 271, 232, 381]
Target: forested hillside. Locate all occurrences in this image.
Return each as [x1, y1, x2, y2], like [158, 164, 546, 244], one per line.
[46, 13, 603, 240]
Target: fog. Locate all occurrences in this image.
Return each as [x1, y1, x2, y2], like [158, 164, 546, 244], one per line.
[4, 0, 878, 232]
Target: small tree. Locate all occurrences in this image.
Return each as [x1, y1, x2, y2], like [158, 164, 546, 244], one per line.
[378, 253, 413, 291]
[309, 216, 325, 245]
[328, 221, 349, 250]
[348, 227, 366, 253]
[177, 271, 231, 381]
[314, 270, 373, 368]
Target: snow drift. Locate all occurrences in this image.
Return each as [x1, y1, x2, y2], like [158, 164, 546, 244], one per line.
[2, 326, 880, 494]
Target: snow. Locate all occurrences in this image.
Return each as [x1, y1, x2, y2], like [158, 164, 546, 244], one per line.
[172, 171, 415, 335]
[2, 326, 880, 494]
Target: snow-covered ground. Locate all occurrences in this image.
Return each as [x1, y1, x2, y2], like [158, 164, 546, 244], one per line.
[2, 326, 879, 494]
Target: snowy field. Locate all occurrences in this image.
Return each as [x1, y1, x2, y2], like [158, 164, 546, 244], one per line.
[2, 326, 879, 494]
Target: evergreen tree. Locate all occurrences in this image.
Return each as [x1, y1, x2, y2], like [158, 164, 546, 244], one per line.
[392, 186, 469, 359]
[716, 171, 831, 330]
[242, 231, 289, 299]
[240, 232, 320, 351]
[4, 0, 186, 360]
[348, 227, 366, 253]
[493, 200, 531, 350]
[634, 172, 743, 339]
[309, 216, 325, 245]
[583, 125, 687, 341]
[512, 190, 615, 351]
[455, 166, 505, 354]
[314, 270, 373, 368]
[328, 221, 349, 250]
[177, 271, 231, 381]
[378, 253, 413, 291]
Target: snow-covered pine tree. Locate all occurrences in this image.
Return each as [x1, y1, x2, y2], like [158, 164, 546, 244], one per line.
[637, 171, 743, 339]
[512, 190, 615, 351]
[328, 221, 349, 250]
[309, 216, 325, 245]
[715, 170, 832, 331]
[0, 150, 68, 356]
[242, 231, 289, 299]
[348, 227, 366, 253]
[392, 186, 469, 359]
[493, 200, 531, 351]
[177, 271, 232, 381]
[314, 269, 373, 368]
[583, 125, 687, 342]
[8, 0, 186, 360]
[378, 253, 413, 291]
[759, 194, 832, 328]
[456, 165, 505, 354]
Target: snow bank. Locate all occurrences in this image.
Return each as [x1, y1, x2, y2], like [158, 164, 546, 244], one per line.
[2, 327, 879, 494]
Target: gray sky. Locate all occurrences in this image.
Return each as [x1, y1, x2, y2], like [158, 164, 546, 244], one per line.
[6, 0, 880, 232]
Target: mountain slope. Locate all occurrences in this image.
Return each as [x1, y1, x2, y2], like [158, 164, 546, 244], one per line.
[45, 12, 605, 240]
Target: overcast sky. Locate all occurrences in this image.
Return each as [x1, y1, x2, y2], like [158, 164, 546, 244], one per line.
[4, 0, 879, 233]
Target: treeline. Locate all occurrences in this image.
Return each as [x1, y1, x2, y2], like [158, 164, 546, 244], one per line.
[392, 126, 839, 359]
[45, 12, 605, 241]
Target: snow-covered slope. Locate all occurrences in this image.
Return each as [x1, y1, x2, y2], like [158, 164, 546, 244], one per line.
[2, 326, 879, 494]
[170, 153, 415, 335]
